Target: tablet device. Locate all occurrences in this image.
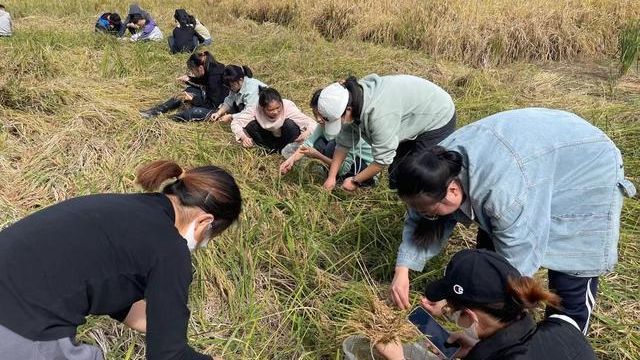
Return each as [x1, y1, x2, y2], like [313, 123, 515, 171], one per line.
[408, 306, 460, 359]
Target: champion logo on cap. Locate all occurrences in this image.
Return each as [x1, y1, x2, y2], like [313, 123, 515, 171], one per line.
[453, 284, 464, 295]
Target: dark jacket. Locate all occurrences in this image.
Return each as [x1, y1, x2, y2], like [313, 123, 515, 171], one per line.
[466, 313, 597, 360]
[169, 9, 200, 53]
[0, 193, 211, 360]
[95, 13, 124, 36]
[189, 52, 228, 109]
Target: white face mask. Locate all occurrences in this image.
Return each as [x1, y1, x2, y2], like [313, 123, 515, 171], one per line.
[451, 310, 480, 341]
[182, 221, 212, 252]
[183, 221, 199, 252]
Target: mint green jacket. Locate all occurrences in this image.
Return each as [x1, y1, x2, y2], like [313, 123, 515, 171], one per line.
[336, 74, 455, 165]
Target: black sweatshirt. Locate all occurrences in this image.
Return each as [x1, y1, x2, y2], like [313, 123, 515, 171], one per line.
[466, 313, 597, 360]
[188, 52, 228, 109]
[0, 193, 211, 360]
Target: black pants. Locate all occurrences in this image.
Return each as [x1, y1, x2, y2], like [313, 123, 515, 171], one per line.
[244, 118, 300, 153]
[157, 86, 214, 122]
[312, 137, 375, 186]
[476, 228, 599, 333]
[388, 113, 457, 189]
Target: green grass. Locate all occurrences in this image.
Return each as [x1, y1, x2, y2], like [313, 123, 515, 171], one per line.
[0, 1, 639, 359]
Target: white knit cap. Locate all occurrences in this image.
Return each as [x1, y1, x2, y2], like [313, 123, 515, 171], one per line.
[317, 83, 349, 138]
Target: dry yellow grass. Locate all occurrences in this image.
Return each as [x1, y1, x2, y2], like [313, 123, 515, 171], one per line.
[0, 0, 639, 359]
[221, 0, 640, 66]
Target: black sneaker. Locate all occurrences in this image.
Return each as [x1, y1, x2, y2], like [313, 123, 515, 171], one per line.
[139, 108, 162, 119]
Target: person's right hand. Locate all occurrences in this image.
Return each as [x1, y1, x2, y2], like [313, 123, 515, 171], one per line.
[176, 75, 190, 83]
[374, 339, 405, 360]
[420, 296, 447, 316]
[390, 266, 411, 309]
[447, 332, 479, 359]
[241, 135, 254, 148]
[280, 158, 294, 174]
[323, 176, 336, 191]
[208, 112, 221, 121]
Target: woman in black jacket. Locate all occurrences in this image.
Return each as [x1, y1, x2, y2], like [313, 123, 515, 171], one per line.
[140, 51, 228, 121]
[375, 249, 597, 360]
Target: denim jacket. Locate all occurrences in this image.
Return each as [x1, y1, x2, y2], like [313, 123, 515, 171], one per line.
[397, 108, 636, 277]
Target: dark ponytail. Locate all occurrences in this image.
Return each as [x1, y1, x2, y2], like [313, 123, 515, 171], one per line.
[343, 76, 363, 121]
[448, 276, 561, 324]
[258, 86, 282, 107]
[310, 88, 322, 108]
[136, 160, 242, 237]
[186, 51, 211, 71]
[223, 65, 253, 86]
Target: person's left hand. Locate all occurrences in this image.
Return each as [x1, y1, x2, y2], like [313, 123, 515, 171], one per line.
[342, 177, 359, 192]
[374, 339, 405, 360]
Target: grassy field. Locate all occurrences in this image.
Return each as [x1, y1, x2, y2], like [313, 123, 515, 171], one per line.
[0, 0, 639, 359]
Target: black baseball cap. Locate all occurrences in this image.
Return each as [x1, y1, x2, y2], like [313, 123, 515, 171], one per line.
[424, 249, 521, 305]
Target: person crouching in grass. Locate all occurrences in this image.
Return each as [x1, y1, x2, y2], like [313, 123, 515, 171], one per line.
[279, 89, 376, 187]
[0, 160, 241, 359]
[230, 87, 316, 154]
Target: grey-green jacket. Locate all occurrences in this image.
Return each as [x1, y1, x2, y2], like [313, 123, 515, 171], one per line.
[336, 74, 455, 165]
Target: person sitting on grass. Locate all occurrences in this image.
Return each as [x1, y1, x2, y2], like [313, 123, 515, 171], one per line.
[194, 16, 212, 46]
[168, 9, 196, 53]
[279, 89, 376, 186]
[140, 51, 227, 121]
[95, 12, 124, 36]
[375, 249, 597, 360]
[168, 9, 212, 50]
[230, 87, 316, 154]
[125, 13, 163, 42]
[120, 3, 151, 37]
[208, 65, 268, 122]
[0, 4, 12, 37]
[0, 160, 241, 360]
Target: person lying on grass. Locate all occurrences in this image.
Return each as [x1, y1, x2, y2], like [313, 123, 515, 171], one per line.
[141, 51, 228, 121]
[208, 64, 268, 122]
[376, 249, 597, 360]
[279, 89, 376, 187]
[0, 160, 241, 360]
[315, 74, 456, 192]
[389, 108, 636, 335]
[231, 87, 316, 154]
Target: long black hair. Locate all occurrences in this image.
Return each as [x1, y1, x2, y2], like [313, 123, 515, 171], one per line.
[310, 88, 322, 108]
[343, 76, 364, 122]
[258, 86, 282, 107]
[396, 146, 464, 245]
[223, 65, 253, 87]
[186, 51, 220, 73]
